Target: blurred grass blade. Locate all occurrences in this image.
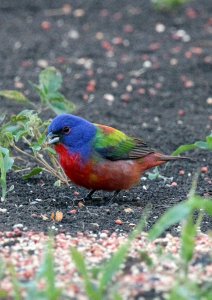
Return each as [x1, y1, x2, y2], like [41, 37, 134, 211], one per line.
[41, 239, 62, 300]
[148, 202, 191, 240]
[8, 264, 22, 300]
[190, 196, 212, 215]
[71, 247, 101, 300]
[0, 90, 30, 103]
[113, 294, 123, 300]
[99, 209, 149, 293]
[181, 214, 197, 267]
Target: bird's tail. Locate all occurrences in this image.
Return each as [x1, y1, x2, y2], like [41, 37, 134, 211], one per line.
[155, 153, 193, 162]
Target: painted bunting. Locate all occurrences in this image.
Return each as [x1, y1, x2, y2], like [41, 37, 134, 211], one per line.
[47, 114, 189, 200]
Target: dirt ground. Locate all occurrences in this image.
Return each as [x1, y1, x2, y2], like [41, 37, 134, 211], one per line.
[0, 0, 211, 236]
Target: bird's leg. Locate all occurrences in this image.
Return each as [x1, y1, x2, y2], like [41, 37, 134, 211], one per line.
[84, 190, 96, 201]
[109, 190, 121, 204]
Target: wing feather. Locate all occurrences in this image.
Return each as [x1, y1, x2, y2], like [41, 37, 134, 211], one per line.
[94, 125, 154, 161]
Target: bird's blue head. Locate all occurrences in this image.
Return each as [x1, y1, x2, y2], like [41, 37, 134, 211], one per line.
[47, 114, 97, 158]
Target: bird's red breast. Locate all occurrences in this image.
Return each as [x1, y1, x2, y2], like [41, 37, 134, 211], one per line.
[54, 143, 165, 191]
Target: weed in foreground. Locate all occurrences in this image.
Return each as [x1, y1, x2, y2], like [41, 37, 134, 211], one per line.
[0, 178, 212, 299]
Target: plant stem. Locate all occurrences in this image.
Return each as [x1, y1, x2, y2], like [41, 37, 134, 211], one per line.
[12, 144, 69, 185]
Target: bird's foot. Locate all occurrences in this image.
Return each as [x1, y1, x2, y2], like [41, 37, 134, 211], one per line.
[108, 190, 121, 204]
[84, 190, 96, 201]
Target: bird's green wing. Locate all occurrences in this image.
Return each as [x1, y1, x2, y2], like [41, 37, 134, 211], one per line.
[93, 124, 154, 161]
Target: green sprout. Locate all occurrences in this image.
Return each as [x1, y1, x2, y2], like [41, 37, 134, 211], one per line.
[0, 67, 75, 199]
[0, 67, 75, 115]
[152, 0, 190, 11]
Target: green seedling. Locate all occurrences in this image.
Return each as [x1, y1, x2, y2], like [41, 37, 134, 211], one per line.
[0, 67, 75, 115]
[71, 209, 149, 300]
[172, 133, 212, 156]
[149, 175, 212, 299]
[6, 239, 62, 300]
[0, 146, 14, 200]
[31, 67, 75, 115]
[0, 67, 75, 198]
[152, 0, 190, 11]
[1, 179, 212, 298]
[0, 110, 68, 199]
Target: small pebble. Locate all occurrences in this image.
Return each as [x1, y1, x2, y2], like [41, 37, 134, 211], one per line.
[73, 9, 85, 17]
[13, 224, 24, 229]
[206, 97, 212, 105]
[179, 170, 185, 176]
[96, 32, 104, 40]
[170, 58, 178, 66]
[171, 182, 178, 187]
[41, 21, 52, 31]
[62, 4, 72, 15]
[201, 166, 208, 174]
[69, 209, 77, 214]
[123, 24, 134, 33]
[68, 29, 79, 39]
[155, 23, 165, 33]
[78, 201, 85, 208]
[143, 61, 152, 68]
[99, 232, 108, 238]
[184, 80, 194, 88]
[124, 208, 133, 213]
[104, 93, 114, 102]
[37, 59, 48, 68]
[115, 219, 123, 225]
[178, 109, 186, 117]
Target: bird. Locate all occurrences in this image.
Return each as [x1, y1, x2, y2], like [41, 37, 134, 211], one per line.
[47, 114, 190, 201]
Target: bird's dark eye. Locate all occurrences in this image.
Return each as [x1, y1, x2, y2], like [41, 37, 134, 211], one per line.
[62, 126, 71, 135]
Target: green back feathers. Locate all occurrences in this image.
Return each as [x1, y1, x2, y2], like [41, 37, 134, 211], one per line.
[94, 124, 154, 161]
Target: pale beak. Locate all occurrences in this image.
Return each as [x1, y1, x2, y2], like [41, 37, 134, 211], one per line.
[47, 132, 60, 144]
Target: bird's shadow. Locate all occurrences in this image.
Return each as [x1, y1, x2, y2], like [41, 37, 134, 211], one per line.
[60, 193, 146, 208]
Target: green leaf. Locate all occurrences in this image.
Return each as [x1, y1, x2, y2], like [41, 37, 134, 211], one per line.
[23, 167, 43, 180]
[99, 210, 148, 293]
[190, 196, 212, 216]
[152, 0, 190, 11]
[71, 247, 101, 300]
[39, 67, 62, 94]
[0, 147, 14, 173]
[0, 131, 14, 148]
[0, 290, 8, 298]
[8, 264, 22, 300]
[195, 141, 208, 150]
[139, 250, 153, 267]
[169, 282, 200, 300]
[0, 90, 29, 103]
[54, 180, 61, 187]
[13, 129, 29, 142]
[0, 114, 6, 125]
[47, 95, 76, 115]
[46, 147, 57, 155]
[43, 240, 62, 300]
[206, 136, 212, 150]
[113, 294, 123, 300]
[148, 202, 191, 240]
